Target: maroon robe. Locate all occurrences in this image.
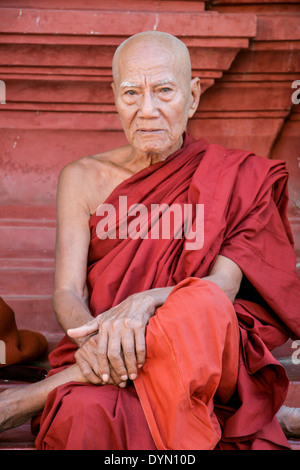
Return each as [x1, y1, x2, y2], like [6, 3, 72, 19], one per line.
[34, 133, 300, 450]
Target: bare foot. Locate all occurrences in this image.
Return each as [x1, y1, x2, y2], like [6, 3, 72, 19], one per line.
[0, 386, 36, 432]
[0, 363, 88, 433]
[277, 406, 300, 438]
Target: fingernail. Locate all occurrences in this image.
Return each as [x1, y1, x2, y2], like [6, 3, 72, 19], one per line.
[119, 382, 126, 388]
[102, 374, 109, 382]
[121, 375, 128, 381]
[129, 373, 137, 380]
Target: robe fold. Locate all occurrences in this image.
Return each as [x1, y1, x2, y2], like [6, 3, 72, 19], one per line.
[34, 133, 300, 450]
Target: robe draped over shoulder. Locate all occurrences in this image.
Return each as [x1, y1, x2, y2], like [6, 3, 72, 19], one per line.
[34, 133, 300, 450]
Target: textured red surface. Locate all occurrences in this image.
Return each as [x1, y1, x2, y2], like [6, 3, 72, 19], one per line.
[0, 0, 299, 450]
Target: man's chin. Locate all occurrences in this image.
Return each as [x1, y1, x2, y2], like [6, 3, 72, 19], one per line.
[133, 134, 173, 156]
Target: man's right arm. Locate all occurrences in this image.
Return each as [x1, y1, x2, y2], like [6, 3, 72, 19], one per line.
[52, 161, 94, 347]
[52, 159, 138, 387]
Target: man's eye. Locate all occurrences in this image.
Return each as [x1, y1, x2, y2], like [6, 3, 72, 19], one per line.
[125, 90, 136, 96]
[160, 88, 172, 93]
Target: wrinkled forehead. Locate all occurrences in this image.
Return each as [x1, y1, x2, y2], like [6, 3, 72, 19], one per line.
[113, 36, 191, 87]
[116, 44, 175, 81]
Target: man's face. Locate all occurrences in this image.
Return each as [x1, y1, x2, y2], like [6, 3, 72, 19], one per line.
[112, 41, 199, 158]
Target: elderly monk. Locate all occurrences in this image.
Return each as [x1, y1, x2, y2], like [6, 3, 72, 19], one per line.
[1, 31, 300, 450]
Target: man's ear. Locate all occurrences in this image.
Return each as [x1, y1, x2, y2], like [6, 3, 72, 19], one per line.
[111, 82, 116, 97]
[188, 77, 201, 118]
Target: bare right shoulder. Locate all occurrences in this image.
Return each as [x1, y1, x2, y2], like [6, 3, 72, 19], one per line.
[54, 148, 133, 294]
[57, 145, 133, 217]
[54, 158, 99, 298]
[57, 158, 93, 217]
[57, 153, 113, 217]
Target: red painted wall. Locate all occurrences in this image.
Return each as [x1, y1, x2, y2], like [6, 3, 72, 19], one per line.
[0, 0, 299, 341]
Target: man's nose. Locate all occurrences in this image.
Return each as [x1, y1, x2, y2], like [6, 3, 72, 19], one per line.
[138, 92, 160, 118]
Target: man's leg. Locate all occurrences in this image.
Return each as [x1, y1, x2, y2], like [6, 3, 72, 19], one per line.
[35, 380, 156, 450]
[2, 278, 298, 444]
[134, 277, 240, 450]
[0, 277, 236, 442]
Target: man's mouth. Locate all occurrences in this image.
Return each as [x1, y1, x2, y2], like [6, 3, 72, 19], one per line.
[136, 129, 164, 134]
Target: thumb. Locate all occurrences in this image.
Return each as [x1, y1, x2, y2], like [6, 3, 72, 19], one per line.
[67, 318, 99, 338]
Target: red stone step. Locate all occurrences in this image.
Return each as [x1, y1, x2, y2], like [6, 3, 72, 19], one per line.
[273, 340, 300, 383]
[0, 265, 54, 296]
[285, 382, 300, 408]
[0, 422, 36, 450]
[289, 439, 300, 451]
[0, 218, 56, 260]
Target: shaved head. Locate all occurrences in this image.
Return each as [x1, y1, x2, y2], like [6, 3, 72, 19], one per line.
[111, 31, 201, 160]
[112, 31, 192, 87]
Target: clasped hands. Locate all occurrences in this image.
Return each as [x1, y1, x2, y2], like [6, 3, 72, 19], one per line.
[67, 292, 158, 388]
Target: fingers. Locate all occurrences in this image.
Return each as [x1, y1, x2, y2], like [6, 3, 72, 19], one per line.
[134, 326, 147, 369]
[111, 330, 138, 381]
[75, 336, 127, 388]
[122, 326, 147, 377]
[97, 320, 146, 383]
[109, 367, 127, 388]
[96, 327, 112, 383]
[74, 345, 103, 385]
[70, 295, 150, 386]
[67, 318, 99, 339]
[97, 324, 130, 382]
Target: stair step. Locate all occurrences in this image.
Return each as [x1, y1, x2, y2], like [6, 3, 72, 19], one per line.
[0, 205, 56, 260]
[0, 295, 63, 339]
[0, 206, 56, 219]
[289, 439, 300, 450]
[0, 266, 54, 296]
[273, 340, 300, 382]
[285, 381, 300, 408]
[0, 225, 55, 259]
[0, 421, 35, 449]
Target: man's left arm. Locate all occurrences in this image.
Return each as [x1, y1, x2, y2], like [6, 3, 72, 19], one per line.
[202, 254, 243, 303]
[68, 255, 242, 384]
[142, 254, 243, 307]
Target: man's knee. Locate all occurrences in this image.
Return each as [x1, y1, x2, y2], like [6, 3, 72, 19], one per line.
[147, 277, 239, 371]
[142, 277, 239, 408]
[156, 277, 237, 329]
